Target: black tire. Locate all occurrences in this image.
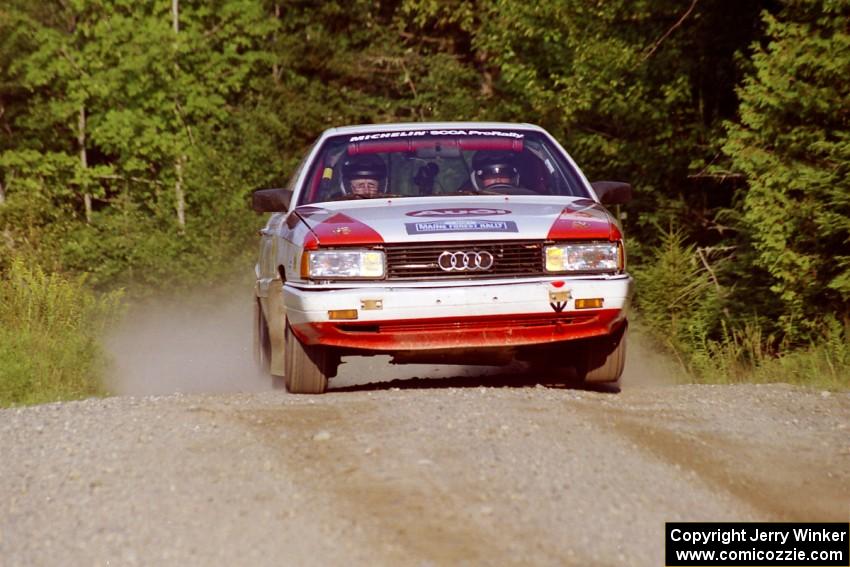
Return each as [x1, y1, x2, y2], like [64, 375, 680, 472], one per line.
[576, 323, 628, 385]
[255, 300, 285, 389]
[254, 300, 272, 374]
[284, 321, 335, 394]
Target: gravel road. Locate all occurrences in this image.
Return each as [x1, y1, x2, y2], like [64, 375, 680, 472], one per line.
[1, 297, 848, 566]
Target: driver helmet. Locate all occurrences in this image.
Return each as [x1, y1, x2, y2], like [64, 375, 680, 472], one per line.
[471, 150, 520, 190]
[341, 154, 388, 196]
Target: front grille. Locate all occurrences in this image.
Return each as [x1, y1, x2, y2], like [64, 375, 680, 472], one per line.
[384, 239, 545, 280]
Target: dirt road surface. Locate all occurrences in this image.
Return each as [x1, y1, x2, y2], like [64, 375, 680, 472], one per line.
[1, 297, 848, 566]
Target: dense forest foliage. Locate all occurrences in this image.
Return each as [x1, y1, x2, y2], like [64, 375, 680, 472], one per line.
[0, 0, 847, 398]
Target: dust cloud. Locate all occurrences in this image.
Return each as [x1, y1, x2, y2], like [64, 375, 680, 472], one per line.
[105, 289, 270, 396]
[103, 286, 508, 396]
[620, 327, 683, 388]
[104, 284, 680, 395]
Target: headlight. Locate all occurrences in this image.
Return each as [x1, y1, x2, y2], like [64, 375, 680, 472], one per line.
[305, 249, 386, 279]
[545, 242, 622, 273]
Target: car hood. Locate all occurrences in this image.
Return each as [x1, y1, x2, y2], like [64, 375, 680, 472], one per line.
[294, 196, 621, 245]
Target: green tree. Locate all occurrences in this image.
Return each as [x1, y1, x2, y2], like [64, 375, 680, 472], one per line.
[399, 0, 766, 242]
[0, 1, 113, 239]
[1, 1, 280, 288]
[723, 1, 850, 340]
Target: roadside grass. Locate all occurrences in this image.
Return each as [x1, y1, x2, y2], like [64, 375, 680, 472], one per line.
[632, 228, 850, 390]
[0, 257, 123, 407]
[630, 226, 850, 391]
[631, 314, 849, 390]
[688, 320, 850, 390]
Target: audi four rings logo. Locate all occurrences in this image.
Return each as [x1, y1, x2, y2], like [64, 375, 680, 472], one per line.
[437, 251, 494, 272]
[407, 208, 511, 218]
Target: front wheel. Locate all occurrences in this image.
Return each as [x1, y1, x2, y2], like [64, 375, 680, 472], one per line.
[255, 300, 285, 389]
[283, 322, 336, 394]
[576, 323, 627, 385]
[254, 299, 271, 374]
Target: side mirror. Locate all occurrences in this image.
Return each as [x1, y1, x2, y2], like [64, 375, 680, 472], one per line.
[251, 188, 293, 212]
[591, 181, 632, 205]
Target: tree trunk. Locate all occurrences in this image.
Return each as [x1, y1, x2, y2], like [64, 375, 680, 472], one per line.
[272, 4, 281, 84]
[175, 155, 186, 229]
[78, 105, 92, 223]
[476, 52, 495, 97]
[172, 0, 186, 230]
[0, 178, 5, 205]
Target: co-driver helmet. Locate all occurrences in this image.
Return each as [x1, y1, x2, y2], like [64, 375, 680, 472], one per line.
[470, 150, 520, 191]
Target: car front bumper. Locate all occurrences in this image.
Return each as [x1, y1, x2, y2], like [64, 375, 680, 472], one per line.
[283, 276, 632, 351]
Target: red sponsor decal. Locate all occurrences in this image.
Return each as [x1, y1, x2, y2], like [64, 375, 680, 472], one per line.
[309, 212, 383, 246]
[407, 208, 511, 218]
[610, 223, 623, 241]
[547, 203, 617, 240]
[303, 232, 319, 250]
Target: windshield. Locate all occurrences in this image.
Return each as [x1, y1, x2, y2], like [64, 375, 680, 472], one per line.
[297, 128, 590, 205]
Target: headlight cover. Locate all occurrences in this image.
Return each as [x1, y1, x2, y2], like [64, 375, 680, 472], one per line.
[306, 249, 386, 279]
[545, 242, 622, 273]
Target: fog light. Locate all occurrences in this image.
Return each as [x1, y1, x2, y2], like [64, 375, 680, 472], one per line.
[575, 298, 604, 309]
[328, 309, 358, 320]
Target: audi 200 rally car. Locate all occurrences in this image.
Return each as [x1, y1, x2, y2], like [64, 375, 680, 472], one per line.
[252, 122, 633, 393]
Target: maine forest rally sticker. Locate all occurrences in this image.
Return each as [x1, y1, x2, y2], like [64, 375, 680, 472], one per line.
[405, 219, 519, 235]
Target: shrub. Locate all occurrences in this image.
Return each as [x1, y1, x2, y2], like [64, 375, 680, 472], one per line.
[632, 226, 722, 359]
[633, 226, 850, 389]
[0, 257, 123, 407]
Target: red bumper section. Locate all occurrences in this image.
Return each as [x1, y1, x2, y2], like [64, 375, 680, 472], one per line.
[291, 309, 624, 351]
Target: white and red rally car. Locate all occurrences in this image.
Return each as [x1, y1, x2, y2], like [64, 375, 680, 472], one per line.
[253, 123, 633, 393]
